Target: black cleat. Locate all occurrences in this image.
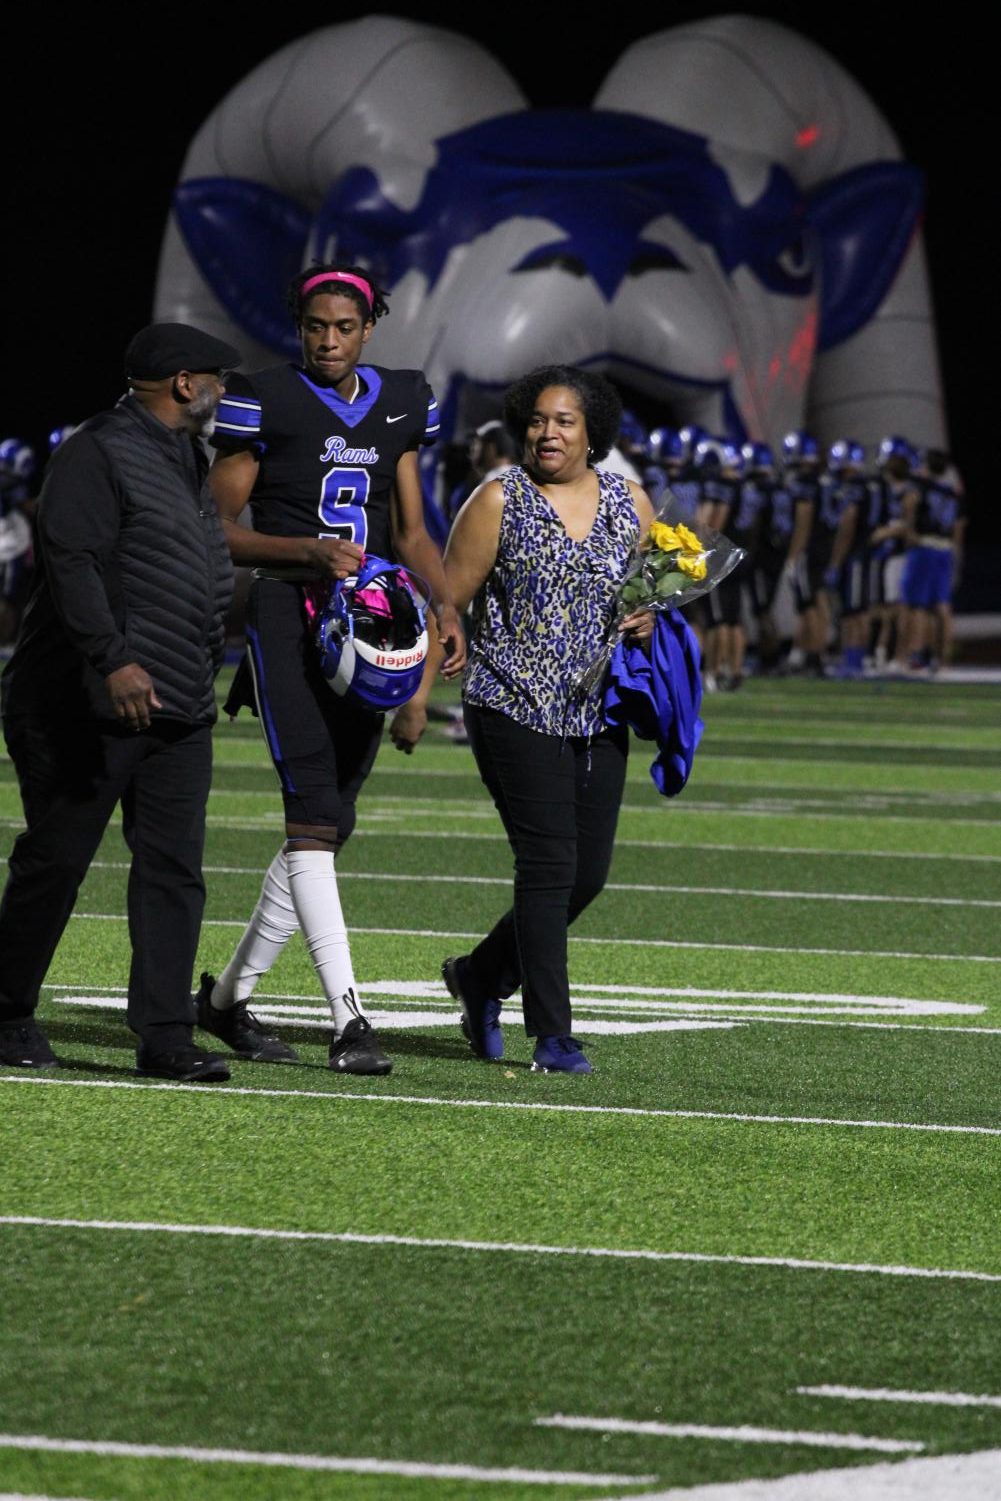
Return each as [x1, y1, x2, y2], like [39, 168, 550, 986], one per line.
[0, 1016, 59, 1069]
[136, 1043, 231, 1082]
[194, 972, 298, 1062]
[327, 1017, 392, 1076]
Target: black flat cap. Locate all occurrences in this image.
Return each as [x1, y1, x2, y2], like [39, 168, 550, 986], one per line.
[125, 322, 241, 380]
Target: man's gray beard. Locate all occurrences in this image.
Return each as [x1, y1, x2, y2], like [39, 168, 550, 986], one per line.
[187, 386, 219, 434]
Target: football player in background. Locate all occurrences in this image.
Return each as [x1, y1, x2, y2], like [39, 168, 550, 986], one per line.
[897, 448, 966, 676]
[821, 440, 870, 679]
[703, 440, 757, 690]
[865, 436, 919, 673]
[781, 432, 827, 676]
[198, 263, 465, 1075]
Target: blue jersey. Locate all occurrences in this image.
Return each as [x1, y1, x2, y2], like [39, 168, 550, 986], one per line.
[913, 476, 962, 539]
[818, 473, 867, 542]
[729, 478, 768, 543]
[866, 475, 909, 559]
[668, 468, 701, 522]
[211, 363, 438, 557]
[762, 478, 794, 549]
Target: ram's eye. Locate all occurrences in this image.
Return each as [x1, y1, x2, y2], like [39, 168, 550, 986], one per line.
[777, 234, 812, 278]
[627, 248, 687, 274]
[512, 250, 588, 276]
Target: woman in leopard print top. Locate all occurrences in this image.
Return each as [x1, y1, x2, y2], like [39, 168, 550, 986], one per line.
[440, 366, 654, 1074]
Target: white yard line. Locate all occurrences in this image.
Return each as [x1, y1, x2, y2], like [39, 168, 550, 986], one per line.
[87, 858, 1001, 906]
[535, 1415, 921, 1455]
[588, 1448, 1001, 1501]
[797, 1385, 1001, 1410]
[359, 795, 1001, 822]
[348, 832, 1001, 864]
[4, 1073, 1000, 1138]
[0, 1435, 652, 1486]
[49, 988, 985, 1020]
[1, 1216, 998, 1284]
[0, 1494, 98, 1501]
[44, 980, 973, 1008]
[63, 913, 1001, 964]
[70, 826, 1001, 862]
[8, 804, 1001, 830]
[193, 787, 1001, 822]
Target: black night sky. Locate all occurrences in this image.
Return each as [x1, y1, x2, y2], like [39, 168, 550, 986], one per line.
[8, 6, 997, 603]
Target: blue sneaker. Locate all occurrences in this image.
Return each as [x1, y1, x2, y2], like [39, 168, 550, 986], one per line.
[442, 957, 504, 1060]
[532, 1035, 592, 1074]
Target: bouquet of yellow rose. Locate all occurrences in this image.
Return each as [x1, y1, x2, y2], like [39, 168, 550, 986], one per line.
[576, 493, 746, 696]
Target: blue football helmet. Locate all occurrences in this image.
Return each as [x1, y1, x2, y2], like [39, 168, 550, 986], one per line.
[740, 441, 775, 472]
[48, 424, 78, 453]
[718, 440, 745, 476]
[877, 435, 918, 470]
[692, 437, 727, 470]
[0, 438, 35, 480]
[782, 430, 819, 464]
[317, 556, 430, 711]
[618, 408, 647, 450]
[828, 439, 866, 471]
[646, 426, 684, 464]
[678, 423, 707, 461]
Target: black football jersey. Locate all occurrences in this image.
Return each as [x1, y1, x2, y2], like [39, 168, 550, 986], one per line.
[912, 476, 963, 539]
[211, 363, 439, 557]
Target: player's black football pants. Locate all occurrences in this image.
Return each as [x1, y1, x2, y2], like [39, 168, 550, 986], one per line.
[462, 704, 628, 1038]
[0, 713, 212, 1048]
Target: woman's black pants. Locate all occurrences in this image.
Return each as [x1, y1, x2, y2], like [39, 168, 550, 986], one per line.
[463, 703, 628, 1038]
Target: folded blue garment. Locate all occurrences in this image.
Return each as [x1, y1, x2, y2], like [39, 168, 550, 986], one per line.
[603, 610, 704, 796]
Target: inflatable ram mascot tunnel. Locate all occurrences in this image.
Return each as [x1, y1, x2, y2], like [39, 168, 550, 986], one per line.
[154, 13, 946, 473]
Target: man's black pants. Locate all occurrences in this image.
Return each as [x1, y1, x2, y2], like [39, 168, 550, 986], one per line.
[0, 713, 212, 1047]
[463, 704, 628, 1038]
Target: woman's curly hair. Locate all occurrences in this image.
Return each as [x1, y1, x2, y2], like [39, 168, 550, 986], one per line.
[502, 365, 623, 464]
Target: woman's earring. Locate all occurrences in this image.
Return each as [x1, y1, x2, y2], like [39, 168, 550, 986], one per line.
[587, 446, 594, 459]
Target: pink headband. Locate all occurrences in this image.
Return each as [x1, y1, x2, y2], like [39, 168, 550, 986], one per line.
[301, 271, 374, 309]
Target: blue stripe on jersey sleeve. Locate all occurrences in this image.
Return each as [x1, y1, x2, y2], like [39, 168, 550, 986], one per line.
[424, 396, 440, 440]
[214, 395, 262, 438]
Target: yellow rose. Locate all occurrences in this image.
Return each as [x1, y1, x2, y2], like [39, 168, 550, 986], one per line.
[677, 552, 708, 580]
[675, 523, 703, 553]
[649, 521, 683, 552]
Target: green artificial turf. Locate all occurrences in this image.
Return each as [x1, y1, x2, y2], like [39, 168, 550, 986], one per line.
[2, 676, 1000, 1499]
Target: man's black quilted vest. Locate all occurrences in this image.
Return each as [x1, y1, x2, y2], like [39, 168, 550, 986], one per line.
[92, 403, 233, 723]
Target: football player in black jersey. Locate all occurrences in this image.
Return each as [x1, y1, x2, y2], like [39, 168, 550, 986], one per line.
[897, 448, 966, 675]
[197, 263, 465, 1075]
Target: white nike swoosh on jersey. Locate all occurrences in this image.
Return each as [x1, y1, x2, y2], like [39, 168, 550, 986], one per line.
[386, 414, 407, 423]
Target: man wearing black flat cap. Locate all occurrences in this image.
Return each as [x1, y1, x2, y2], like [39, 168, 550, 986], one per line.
[0, 322, 241, 1080]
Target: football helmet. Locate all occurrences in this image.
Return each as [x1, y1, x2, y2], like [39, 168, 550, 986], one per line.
[646, 426, 684, 465]
[48, 424, 78, 452]
[877, 435, 918, 469]
[618, 407, 647, 450]
[317, 556, 430, 711]
[740, 440, 775, 472]
[828, 438, 866, 471]
[677, 423, 707, 461]
[692, 437, 725, 470]
[782, 430, 819, 464]
[718, 440, 745, 476]
[0, 438, 35, 480]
